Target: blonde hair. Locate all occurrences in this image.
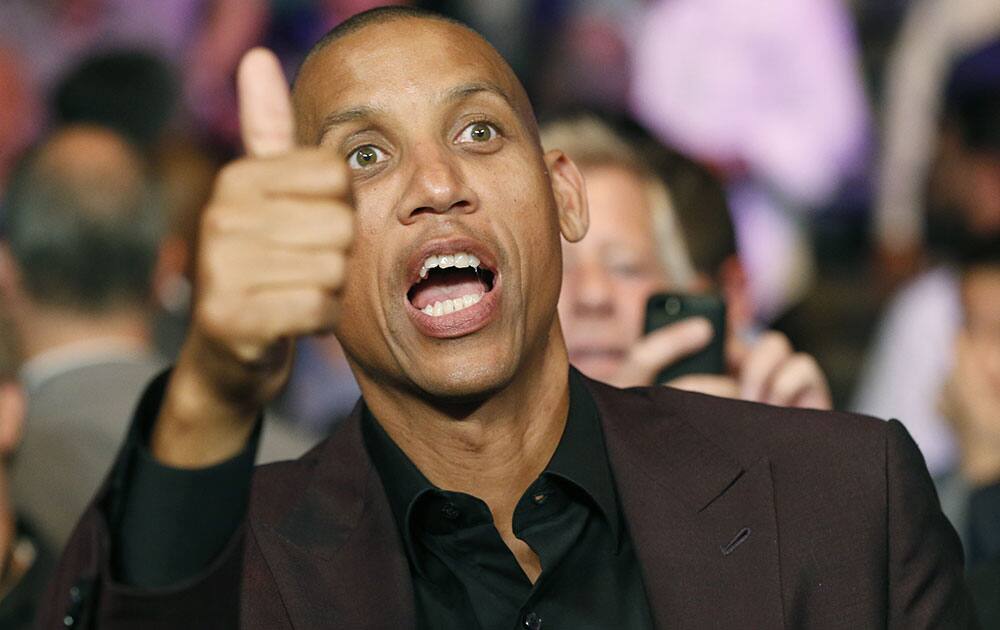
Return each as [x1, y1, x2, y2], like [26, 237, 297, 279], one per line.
[540, 115, 696, 289]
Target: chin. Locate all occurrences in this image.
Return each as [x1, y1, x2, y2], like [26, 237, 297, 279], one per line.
[408, 355, 519, 404]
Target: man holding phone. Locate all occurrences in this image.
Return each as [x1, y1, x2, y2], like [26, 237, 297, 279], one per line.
[546, 112, 832, 408]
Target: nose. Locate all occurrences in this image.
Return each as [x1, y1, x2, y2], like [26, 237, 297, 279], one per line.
[396, 142, 479, 224]
[564, 259, 615, 317]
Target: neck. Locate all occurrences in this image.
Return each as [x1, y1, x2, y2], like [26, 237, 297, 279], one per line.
[357, 322, 571, 529]
[18, 306, 151, 361]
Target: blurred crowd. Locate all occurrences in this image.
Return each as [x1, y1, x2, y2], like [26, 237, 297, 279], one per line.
[0, 0, 998, 625]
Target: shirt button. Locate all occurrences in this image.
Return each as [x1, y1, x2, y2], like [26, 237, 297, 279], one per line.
[440, 502, 460, 520]
[523, 612, 543, 629]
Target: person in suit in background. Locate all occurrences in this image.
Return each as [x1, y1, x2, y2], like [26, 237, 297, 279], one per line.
[0, 125, 168, 549]
[544, 112, 832, 408]
[0, 126, 319, 551]
[941, 238, 1000, 628]
[39, 7, 972, 628]
[0, 311, 53, 629]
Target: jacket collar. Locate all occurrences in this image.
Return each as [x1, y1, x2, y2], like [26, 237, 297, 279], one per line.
[584, 375, 785, 629]
[253, 375, 785, 629]
[250, 401, 416, 629]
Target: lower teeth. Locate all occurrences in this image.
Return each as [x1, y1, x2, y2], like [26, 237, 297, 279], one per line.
[421, 293, 482, 317]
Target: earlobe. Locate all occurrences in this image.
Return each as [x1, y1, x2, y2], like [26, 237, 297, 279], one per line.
[0, 383, 25, 457]
[544, 150, 589, 243]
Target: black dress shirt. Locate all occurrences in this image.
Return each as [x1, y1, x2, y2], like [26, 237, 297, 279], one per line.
[115, 369, 654, 629]
[362, 370, 653, 629]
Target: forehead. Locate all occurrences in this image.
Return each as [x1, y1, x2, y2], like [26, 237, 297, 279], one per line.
[583, 166, 656, 234]
[293, 19, 522, 138]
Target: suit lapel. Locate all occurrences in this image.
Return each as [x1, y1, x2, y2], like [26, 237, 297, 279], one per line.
[587, 379, 785, 630]
[250, 408, 416, 629]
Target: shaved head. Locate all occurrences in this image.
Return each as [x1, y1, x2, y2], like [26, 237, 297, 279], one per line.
[292, 8, 539, 145]
[303, 6, 469, 65]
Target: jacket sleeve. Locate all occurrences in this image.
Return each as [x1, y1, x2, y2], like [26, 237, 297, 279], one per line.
[33, 371, 257, 630]
[885, 419, 979, 629]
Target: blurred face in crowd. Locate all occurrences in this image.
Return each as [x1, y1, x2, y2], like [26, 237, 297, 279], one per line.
[961, 151, 1000, 234]
[962, 266, 1000, 368]
[291, 18, 587, 401]
[558, 165, 671, 382]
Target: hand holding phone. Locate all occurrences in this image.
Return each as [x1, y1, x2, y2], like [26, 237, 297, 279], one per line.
[643, 293, 727, 385]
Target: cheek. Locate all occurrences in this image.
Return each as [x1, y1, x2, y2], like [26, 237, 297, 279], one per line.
[617, 281, 657, 339]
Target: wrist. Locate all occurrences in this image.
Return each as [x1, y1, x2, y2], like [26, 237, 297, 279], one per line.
[151, 338, 276, 468]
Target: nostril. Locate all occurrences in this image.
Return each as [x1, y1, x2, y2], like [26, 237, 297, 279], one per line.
[448, 199, 474, 214]
[407, 200, 474, 220]
[409, 206, 439, 219]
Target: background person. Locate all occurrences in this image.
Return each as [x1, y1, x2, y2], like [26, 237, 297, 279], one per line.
[0, 125, 318, 551]
[939, 239, 1000, 628]
[0, 126, 167, 548]
[544, 112, 831, 408]
[853, 40, 1000, 535]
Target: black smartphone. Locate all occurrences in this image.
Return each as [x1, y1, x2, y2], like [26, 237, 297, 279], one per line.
[643, 292, 727, 384]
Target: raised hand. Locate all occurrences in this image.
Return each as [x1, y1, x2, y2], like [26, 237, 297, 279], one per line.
[152, 48, 355, 467]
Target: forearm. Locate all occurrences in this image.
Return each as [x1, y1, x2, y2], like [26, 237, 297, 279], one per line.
[151, 334, 281, 468]
[116, 426, 258, 587]
[115, 369, 262, 587]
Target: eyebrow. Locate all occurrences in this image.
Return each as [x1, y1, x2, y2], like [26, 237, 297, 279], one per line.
[315, 81, 515, 143]
[316, 105, 382, 143]
[444, 81, 514, 107]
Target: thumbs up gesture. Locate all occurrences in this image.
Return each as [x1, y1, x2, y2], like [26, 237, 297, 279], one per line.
[152, 49, 355, 467]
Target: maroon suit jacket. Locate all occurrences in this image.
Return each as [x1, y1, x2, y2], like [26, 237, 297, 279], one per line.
[37, 376, 976, 629]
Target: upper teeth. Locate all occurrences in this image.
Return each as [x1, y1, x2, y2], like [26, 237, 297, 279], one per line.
[419, 251, 481, 279]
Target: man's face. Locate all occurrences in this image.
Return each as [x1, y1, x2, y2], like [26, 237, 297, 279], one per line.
[558, 166, 671, 382]
[963, 267, 1000, 362]
[292, 19, 584, 400]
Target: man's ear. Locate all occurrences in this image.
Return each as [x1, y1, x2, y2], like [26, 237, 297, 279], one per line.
[0, 244, 18, 302]
[0, 245, 28, 322]
[544, 149, 588, 243]
[0, 382, 25, 457]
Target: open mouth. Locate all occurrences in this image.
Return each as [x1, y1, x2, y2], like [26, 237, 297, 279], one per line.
[407, 251, 496, 316]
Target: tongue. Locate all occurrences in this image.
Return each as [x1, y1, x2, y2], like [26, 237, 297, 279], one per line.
[410, 270, 486, 309]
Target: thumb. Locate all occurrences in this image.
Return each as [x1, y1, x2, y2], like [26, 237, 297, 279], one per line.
[237, 47, 295, 158]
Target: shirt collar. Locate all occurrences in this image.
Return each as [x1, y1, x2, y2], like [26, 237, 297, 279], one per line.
[19, 338, 154, 394]
[361, 367, 623, 568]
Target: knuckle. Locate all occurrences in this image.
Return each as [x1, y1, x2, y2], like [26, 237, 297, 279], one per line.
[324, 255, 346, 286]
[331, 213, 355, 248]
[195, 297, 231, 341]
[320, 151, 350, 181]
[200, 207, 230, 237]
[302, 290, 333, 323]
[216, 159, 251, 189]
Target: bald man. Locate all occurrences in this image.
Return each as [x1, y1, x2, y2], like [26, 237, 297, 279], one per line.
[39, 7, 973, 629]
